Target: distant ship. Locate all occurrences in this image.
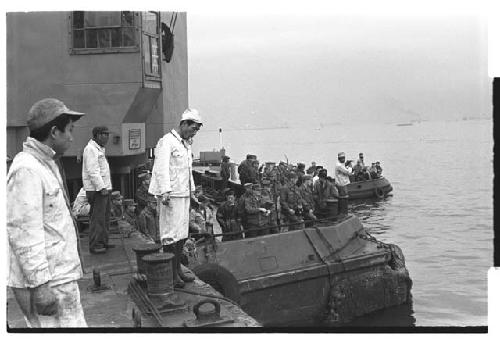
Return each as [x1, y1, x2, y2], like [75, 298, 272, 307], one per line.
[396, 122, 413, 127]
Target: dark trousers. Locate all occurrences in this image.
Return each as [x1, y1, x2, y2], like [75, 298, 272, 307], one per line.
[87, 191, 111, 250]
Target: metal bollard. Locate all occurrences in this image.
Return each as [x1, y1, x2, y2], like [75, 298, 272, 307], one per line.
[142, 252, 185, 308]
[132, 243, 163, 275]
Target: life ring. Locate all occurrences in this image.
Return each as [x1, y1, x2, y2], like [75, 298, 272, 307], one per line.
[374, 187, 385, 198]
[192, 263, 241, 303]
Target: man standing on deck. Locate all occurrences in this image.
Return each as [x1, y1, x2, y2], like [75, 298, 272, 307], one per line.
[82, 126, 113, 254]
[149, 108, 202, 288]
[7, 98, 87, 327]
[238, 154, 253, 185]
[335, 152, 352, 198]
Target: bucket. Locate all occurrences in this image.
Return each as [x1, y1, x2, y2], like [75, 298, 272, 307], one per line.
[143, 252, 175, 297]
[132, 243, 163, 274]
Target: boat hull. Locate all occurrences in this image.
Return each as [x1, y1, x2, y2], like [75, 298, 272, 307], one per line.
[346, 177, 393, 200]
[188, 216, 412, 326]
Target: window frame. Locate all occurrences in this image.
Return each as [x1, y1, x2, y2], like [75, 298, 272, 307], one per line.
[141, 11, 162, 82]
[68, 11, 140, 55]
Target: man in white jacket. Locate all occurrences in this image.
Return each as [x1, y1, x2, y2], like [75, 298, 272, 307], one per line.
[7, 98, 87, 327]
[335, 151, 352, 198]
[149, 108, 202, 288]
[82, 126, 112, 254]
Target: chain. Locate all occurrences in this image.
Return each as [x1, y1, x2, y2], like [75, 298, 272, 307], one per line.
[357, 230, 391, 250]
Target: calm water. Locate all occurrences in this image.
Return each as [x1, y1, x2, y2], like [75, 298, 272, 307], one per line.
[193, 119, 493, 327]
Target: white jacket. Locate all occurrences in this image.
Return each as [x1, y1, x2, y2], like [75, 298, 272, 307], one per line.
[7, 138, 83, 288]
[82, 139, 112, 192]
[335, 161, 352, 187]
[149, 130, 195, 197]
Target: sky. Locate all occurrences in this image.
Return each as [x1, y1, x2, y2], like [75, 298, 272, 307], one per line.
[188, 14, 491, 131]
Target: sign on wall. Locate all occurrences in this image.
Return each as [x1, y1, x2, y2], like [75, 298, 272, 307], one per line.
[129, 128, 141, 150]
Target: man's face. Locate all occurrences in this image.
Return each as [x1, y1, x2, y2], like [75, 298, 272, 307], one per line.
[180, 121, 201, 140]
[96, 131, 110, 147]
[290, 177, 298, 185]
[126, 205, 136, 213]
[227, 195, 235, 205]
[52, 120, 75, 155]
[338, 157, 345, 164]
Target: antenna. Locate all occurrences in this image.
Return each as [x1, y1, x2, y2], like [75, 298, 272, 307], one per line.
[219, 128, 223, 151]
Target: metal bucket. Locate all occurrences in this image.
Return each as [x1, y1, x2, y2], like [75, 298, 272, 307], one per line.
[132, 243, 163, 274]
[143, 252, 175, 297]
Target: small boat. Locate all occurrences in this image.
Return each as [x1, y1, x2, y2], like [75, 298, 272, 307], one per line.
[346, 177, 393, 200]
[396, 122, 413, 127]
[187, 215, 412, 326]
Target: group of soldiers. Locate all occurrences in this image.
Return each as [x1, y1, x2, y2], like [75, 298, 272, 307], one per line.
[215, 157, 348, 241]
[350, 152, 383, 182]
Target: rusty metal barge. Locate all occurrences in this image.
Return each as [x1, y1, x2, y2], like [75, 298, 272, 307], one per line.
[187, 215, 412, 326]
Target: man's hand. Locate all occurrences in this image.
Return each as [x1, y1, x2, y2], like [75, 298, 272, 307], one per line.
[33, 283, 58, 316]
[161, 192, 171, 206]
[289, 209, 295, 215]
[259, 208, 267, 213]
[100, 188, 109, 196]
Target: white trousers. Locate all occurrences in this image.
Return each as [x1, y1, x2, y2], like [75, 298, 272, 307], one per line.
[158, 196, 190, 244]
[11, 280, 87, 328]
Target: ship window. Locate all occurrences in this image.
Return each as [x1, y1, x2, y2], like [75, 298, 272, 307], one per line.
[70, 11, 139, 54]
[142, 12, 161, 79]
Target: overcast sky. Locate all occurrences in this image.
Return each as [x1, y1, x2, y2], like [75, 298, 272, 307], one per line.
[188, 14, 490, 130]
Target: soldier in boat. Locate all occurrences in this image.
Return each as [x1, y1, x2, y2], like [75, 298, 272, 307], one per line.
[298, 174, 318, 227]
[279, 172, 306, 231]
[216, 189, 243, 241]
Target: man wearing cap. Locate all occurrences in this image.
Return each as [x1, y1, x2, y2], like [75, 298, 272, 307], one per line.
[7, 98, 87, 327]
[335, 152, 352, 198]
[82, 125, 113, 254]
[298, 175, 317, 226]
[313, 170, 339, 218]
[260, 180, 279, 234]
[110, 191, 123, 218]
[138, 195, 160, 242]
[240, 183, 270, 238]
[358, 153, 365, 168]
[279, 172, 306, 230]
[220, 155, 231, 190]
[216, 189, 243, 241]
[122, 199, 138, 228]
[375, 161, 383, 177]
[149, 108, 202, 288]
[136, 171, 152, 213]
[238, 154, 255, 185]
[366, 162, 376, 179]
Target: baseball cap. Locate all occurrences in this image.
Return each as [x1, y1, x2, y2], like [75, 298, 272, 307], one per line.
[338, 152, 345, 157]
[181, 108, 203, 125]
[27, 98, 85, 131]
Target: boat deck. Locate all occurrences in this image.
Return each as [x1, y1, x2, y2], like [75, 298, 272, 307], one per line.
[7, 220, 260, 329]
